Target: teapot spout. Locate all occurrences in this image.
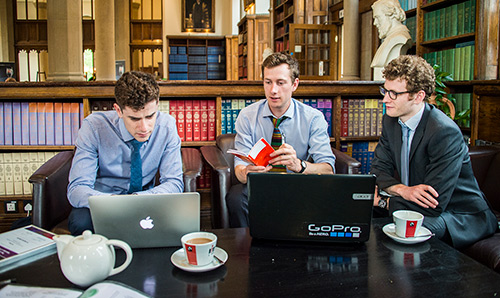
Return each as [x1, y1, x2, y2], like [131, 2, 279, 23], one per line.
[53, 234, 74, 260]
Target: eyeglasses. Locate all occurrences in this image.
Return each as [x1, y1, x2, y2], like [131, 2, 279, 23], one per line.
[379, 86, 412, 100]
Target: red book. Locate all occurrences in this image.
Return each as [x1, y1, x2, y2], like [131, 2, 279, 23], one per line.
[169, 100, 178, 138]
[192, 100, 201, 141]
[208, 100, 216, 141]
[63, 103, 72, 145]
[341, 99, 349, 137]
[176, 100, 185, 141]
[227, 138, 275, 167]
[185, 100, 193, 142]
[201, 100, 208, 141]
[71, 102, 80, 145]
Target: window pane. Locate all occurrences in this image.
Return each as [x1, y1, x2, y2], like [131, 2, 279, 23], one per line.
[144, 49, 152, 67]
[131, 0, 141, 20]
[83, 49, 94, 80]
[152, 0, 161, 20]
[38, 0, 47, 20]
[18, 50, 29, 82]
[82, 0, 93, 20]
[17, 0, 27, 20]
[132, 49, 141, 70]
[39, 50, 48, 81]
[27, 0, 37, 20]
[143, 0, 152, 20]
[153, 49, 161, 67]
[29, 50, 39, 81]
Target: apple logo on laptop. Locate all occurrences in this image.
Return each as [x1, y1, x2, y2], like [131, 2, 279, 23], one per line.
[140, 216, 154, 229]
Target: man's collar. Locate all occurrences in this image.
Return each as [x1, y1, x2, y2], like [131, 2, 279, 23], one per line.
[118, 118, 136, 142]
[399, 104, 425, 131]
[262, 98, 296, 119]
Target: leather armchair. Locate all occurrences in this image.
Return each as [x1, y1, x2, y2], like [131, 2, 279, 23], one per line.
[200, 133, 362, 229]
[29, 148, 203, 234]
[462, 145, 500, 273]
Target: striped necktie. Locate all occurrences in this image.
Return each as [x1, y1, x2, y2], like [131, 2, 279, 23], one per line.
[128, 139, 144, 193]
[401, 124, 411, 186]
[270, 117, 286, 172]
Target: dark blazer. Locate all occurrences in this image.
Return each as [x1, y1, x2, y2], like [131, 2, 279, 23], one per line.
[371, 103, 497, 248]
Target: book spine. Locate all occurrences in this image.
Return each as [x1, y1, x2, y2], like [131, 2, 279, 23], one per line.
[0, 103, 4, 145]
[12, 102, 22, 145]
[45, 102, 55, 145]
[4, 153, 14, 195]
[37, 102, 46, 145]
[353, 99, 360, 137]
[13, 154, 23, 195]
[177, 100, 185, 141]
[185, 100, 193, 142]
[54, 102, 64, 146]
[62, 103, 72, 145]
[208, 100, 216, 141]
[71, 102, 80, 145]
[21, 102, 30, 145]
[377, 101, 384, 136]
[193, 100, 201, 141]
[29, 102, 38, 145]
[201, 100, 209, 141]
[341, 99, 349, 137]
[220, 99, 226, 135]
[21, 154, 31, 195]
[80, 102, 84, 126]
[0, 154, 5, 195]
[324, 99, 332, 137]
[231, 99, 239, 134]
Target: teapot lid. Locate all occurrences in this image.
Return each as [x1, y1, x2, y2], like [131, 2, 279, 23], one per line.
[74, 230, 104, 246]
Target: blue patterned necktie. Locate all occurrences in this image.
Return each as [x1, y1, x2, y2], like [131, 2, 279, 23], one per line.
[401, 124, 411, 186]
[270, 116, 287, 172]
[128, 139, 144, 193]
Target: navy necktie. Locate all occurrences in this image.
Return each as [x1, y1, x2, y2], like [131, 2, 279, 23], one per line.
[270, 116, 287, 172]
[129, 139, 144, 193]
[401, 124, 411, 186]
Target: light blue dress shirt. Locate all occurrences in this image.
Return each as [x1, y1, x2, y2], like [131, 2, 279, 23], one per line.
[234, 98, 336, 172]
[68, 110, 184, 208]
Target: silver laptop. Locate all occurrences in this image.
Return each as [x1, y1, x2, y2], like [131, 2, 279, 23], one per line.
[89, 192, 200, 248]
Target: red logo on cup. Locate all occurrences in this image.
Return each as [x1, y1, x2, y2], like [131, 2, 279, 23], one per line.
[185, 244, 198, 265]
[405, 221, 417, 237]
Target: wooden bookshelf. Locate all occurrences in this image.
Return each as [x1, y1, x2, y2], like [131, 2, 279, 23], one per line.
[237, 14, 270, 80]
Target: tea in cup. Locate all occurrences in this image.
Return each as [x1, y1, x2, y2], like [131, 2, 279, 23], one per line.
[181, 232, 217, 266]
[393, 210, 424, 238]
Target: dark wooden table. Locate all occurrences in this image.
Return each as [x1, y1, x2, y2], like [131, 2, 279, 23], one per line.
[2, 219, 500, 297]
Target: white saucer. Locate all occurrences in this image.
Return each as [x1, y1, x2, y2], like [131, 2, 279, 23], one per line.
[383, 223, 433, 244]
[171, 247, 228, 273]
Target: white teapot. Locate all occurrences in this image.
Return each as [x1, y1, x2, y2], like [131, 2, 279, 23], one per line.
[53, 230, 133, 287]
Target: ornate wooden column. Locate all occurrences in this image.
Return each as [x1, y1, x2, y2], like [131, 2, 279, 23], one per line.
[95, 0, 116, 80]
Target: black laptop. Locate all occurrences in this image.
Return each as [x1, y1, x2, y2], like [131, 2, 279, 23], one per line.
[248, 173, 376, 243]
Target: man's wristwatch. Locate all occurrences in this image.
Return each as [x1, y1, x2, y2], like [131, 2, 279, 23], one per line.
[378, 196, 389, 209]
[298, 160, 307, 173]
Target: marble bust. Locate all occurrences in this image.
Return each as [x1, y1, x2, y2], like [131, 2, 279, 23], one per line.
[371, 0, 412, 80]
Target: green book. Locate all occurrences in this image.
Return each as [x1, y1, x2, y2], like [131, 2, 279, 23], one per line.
[445, 6, 452, 38]
[471, 0, 476, 32]
[440, 8, 446, 39]
[451, 4, 458, 36]
[455, 93, 463, 113]
[454, 47, 462, 81]
[457, 2, 465, 35]
[449, 48, 456, 79]
[463, 45, 472, 81]
[470, 45, 475, 80]
[424, 13, 429, 41]
[464, 0, 471, 33]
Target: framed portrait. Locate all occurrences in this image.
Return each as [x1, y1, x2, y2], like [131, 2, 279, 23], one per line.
[182, 0, 215, 32]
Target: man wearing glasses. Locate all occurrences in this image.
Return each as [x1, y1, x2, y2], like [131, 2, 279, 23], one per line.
[371, 55, 497, 248]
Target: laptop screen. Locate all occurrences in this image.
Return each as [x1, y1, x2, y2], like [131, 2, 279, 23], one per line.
[248, 173, 375, 243]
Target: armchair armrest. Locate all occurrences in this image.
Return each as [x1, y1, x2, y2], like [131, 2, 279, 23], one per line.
[200, 145, 232, 228]
[181, 148, 203, 192]
[332, 147, 361, 174]
[29, 151, 74, 231]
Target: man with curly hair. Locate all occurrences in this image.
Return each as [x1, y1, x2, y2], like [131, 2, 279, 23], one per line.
[371, 55, 497, 248]
[67, 71, 183, 235]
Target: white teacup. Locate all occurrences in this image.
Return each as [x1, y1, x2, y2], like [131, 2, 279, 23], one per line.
[181, 232, 217, 266]
[393, 210, 424, 238]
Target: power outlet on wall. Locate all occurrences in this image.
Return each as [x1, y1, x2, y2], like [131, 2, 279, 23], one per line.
[5, 201, 18, 213]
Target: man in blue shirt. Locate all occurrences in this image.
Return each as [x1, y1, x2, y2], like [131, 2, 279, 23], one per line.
[227, 52, 336, 227]
[67, 71, 183, 235]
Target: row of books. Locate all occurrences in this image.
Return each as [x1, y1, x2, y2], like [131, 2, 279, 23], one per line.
[423, 0, 476, 41]
[169, 46, 224, 56]
[398, 0, 417, 11]
[340, 99, 384, 138]
[220, 98, 333, 137]
[275, 40, 290, 52]
[341, 142, 378, 175]
[405, 16, 417, 44]
[0, 151, 59, 196]
[423, 42, 475, 81]
[0, 102, 83, 146]
[158, 100, 216, 142]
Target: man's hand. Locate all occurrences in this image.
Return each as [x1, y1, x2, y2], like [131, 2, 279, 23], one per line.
[235, 164, 272, 184]
[387, 184, 439, 209]
[269, 143, 302, 172]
